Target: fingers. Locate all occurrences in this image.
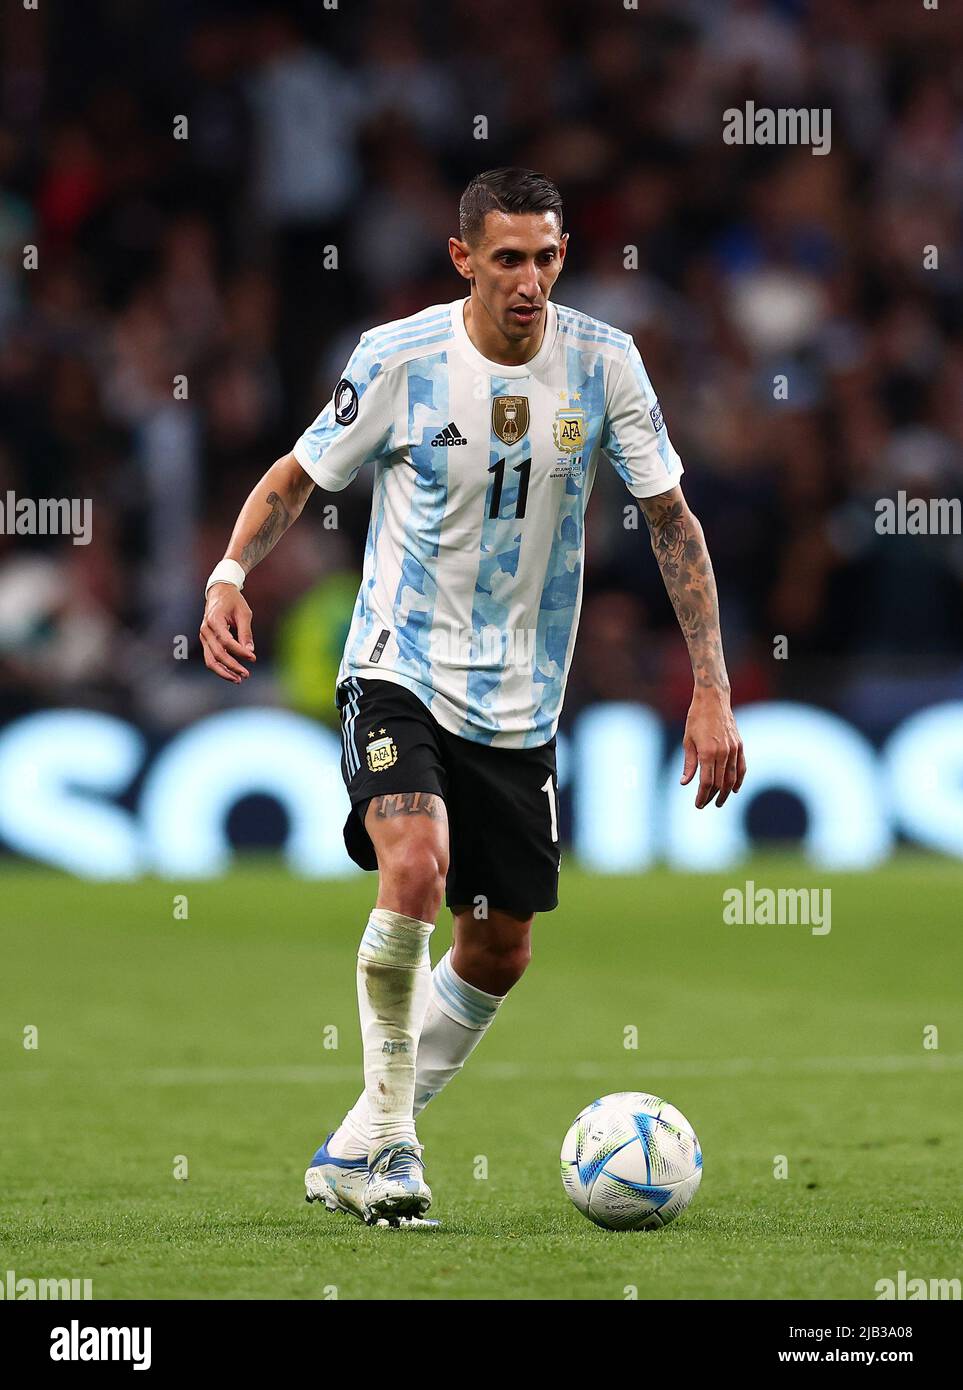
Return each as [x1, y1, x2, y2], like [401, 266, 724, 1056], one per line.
[695, 737, 746, 809]
[717, 739, 747, 805]
[235, 610, 256, 659]
[695, 750, 719, 810]
[200, 615, 251, 681]
[202, 639, 247, 681]
[216, 624, 255, 663]
[684, 703, 747, 809]
[714, 745, 740, 808]
[205, 652, 244, 683]
[200, 620, 242, 681]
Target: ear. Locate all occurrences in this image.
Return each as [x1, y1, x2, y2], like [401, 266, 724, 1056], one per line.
[449, 236, 474, 282]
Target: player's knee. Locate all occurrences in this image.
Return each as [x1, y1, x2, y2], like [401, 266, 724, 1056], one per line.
[479, 932, 532, 992]
[380, 841, 447, 920]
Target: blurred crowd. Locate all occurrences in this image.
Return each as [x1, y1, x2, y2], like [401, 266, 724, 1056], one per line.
[0, 0, 961, 733]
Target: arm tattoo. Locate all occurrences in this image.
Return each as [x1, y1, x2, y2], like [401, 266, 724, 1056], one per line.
[369, 792, 445, 821]
[640, 493, 729, 692]
[240, 491, 291, 570]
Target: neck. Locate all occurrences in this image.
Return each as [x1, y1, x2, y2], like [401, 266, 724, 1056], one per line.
[463, 291, 546, 367]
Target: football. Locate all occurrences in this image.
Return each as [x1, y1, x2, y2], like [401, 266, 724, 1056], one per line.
[560, 1091, 703, 1230]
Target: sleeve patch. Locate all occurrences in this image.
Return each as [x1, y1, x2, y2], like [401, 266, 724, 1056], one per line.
[649, 400, 664, 432]
[334, 379, 359, 425]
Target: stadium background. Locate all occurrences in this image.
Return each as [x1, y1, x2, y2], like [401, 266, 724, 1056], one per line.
[1, 0, 961, 878]
[1, 0, 961, 1307]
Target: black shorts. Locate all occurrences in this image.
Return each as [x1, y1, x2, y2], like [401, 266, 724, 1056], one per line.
[336, 676, 561, 915]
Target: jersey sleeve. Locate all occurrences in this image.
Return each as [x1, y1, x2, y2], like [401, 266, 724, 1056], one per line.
[293, 336, 397, 491]
[600, 341, 683, 498]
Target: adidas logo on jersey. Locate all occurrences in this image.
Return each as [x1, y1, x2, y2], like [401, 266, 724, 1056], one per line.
[430, 422, 468, 447]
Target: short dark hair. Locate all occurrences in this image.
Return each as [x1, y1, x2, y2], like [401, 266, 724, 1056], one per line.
[458, 168, 563, 246]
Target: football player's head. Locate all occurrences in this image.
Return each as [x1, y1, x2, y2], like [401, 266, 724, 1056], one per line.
[450, 168, 567, 343]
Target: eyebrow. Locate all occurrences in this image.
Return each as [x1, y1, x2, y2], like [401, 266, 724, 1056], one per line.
[489, 244, 559, 257]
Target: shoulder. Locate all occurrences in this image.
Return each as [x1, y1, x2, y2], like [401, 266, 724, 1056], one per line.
[354, 302, 457, 375]
[553, 302, 632, 362]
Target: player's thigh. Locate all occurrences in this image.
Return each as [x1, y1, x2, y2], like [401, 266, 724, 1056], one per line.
[364, 791, 450, 877]
[443, 733, 560, 917]
[337, 677, 449, 876]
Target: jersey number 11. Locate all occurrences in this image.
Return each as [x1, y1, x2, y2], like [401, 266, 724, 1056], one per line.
[488, 457, 531, 520]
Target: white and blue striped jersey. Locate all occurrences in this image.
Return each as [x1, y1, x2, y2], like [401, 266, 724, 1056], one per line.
[293, 297, 683, 748]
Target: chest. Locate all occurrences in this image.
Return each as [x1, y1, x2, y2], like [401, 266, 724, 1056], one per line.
[405, 371, 605, 524]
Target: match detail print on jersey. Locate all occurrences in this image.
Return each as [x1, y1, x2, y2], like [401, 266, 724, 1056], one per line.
[294, 298, 683, 749]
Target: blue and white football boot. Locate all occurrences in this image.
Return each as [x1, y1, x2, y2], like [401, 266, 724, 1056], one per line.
[361, 1142, 432, 1225]
[304, 1134, 368, 1221]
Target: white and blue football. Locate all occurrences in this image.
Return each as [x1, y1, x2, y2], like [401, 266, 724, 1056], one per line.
[560, 1091, 702, 1230]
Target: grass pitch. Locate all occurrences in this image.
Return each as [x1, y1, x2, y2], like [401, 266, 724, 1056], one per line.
[1, 856, 960, 1300]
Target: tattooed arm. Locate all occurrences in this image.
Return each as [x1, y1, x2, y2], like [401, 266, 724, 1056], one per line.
[200, 452, 315, 683]
[639, 485, 746, 808]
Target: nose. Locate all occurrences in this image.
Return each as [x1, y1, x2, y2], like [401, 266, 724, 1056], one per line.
[517, 265, 540, 300]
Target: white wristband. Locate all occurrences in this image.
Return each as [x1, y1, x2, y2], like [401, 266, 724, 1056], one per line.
[205, 559, 246, 595]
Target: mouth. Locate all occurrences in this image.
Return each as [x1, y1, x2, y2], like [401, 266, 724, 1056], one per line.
[508, 305, 541, 326]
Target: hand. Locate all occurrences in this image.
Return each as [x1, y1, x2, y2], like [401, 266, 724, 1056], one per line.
[680, 688, 746, 809]
[200, 583, 256, 683]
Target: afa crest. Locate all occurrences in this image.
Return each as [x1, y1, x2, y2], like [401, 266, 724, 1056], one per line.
[553, 407, 585, 454]
[366, 727, 398, 772]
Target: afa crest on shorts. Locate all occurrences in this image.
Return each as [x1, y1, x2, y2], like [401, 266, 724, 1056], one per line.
[492, 395, 530, 444]
[366, 727, 398, 772]
[553, 406, 585, 454]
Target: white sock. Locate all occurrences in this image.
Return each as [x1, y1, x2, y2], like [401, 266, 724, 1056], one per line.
[330, 949, 502, 1160]
[355, 907, 434, 1161]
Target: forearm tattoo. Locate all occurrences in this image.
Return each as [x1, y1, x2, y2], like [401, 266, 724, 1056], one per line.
[240, 491, 291, 570]
[369, 792, 445, 820]
[640, 494, 728, 692]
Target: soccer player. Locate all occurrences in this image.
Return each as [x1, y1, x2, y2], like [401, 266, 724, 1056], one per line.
[200, 168, 746, 1225]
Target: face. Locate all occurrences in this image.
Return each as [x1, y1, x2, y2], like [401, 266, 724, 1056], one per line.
[450, 211, 568, 341]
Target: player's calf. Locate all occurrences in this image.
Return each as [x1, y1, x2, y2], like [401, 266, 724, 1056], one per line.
[356, 907, 434, 1157]
[450, 904, 534, 996]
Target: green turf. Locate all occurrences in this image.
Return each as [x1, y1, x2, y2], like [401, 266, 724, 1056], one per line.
[1, 856, 960, 1300]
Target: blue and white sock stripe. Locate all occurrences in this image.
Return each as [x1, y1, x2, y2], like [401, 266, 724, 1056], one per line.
[432, 951, 500, 1031]
[360, 909, 432, 967]
[341, 677, 364, 777]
